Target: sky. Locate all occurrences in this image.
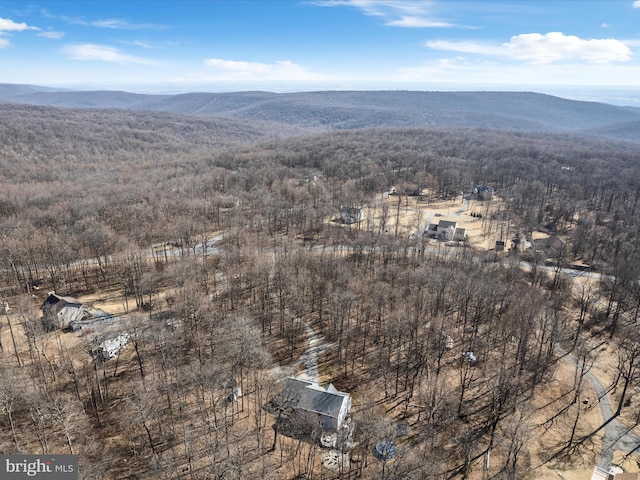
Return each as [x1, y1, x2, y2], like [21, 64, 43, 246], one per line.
[1, 0, 640, 101]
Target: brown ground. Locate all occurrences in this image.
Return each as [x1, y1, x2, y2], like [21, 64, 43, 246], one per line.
[3, 195, 639, 479]
[336, 191, 514, 251]
[332, 193, 640, 479]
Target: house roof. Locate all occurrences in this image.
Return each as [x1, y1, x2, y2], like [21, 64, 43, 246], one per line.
[340, 206, 362, 213]
[533, 235, 566, 252]
[281, 377, 350, 419]
[438, 220, 457, 230]
[43, 292, 84, 310]
[42, 292, 86, 327]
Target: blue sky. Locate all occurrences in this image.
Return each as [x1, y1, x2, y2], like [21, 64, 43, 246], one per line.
[1, 1, 640, 97]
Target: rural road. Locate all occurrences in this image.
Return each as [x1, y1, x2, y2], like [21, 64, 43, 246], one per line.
[558, 347, 640, 469]
[587, 367, 640, 469]
[456, 198, 469, 214]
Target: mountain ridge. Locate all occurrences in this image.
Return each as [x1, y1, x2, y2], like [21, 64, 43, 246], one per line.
[2, 84, 639, 141]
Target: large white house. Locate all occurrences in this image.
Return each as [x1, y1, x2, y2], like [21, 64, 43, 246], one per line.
[426, 219, 466, 242]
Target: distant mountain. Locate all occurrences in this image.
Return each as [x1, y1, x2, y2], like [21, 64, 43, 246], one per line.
[5, 90, 165, 109]
[0, 83, 70, 101]
[3, 84, 640, 141]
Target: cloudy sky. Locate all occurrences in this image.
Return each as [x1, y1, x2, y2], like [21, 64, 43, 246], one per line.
[1, 0, 640, 96]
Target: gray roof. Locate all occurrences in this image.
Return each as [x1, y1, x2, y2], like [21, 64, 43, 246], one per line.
[43, 293, 83, 310]
[438, 220, 457, 230]
[42, 293, 86, 327]
[281, 377, 350, 419]
[533, 235, 566, 251]
[340, 206, 362, 214]
[471, 185, 493, 193]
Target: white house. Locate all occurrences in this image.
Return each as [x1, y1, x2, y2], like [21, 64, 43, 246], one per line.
[426, 220, 465, 242]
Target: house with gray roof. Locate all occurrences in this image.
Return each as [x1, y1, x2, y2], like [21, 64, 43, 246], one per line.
[426, 220, 466, 242]
[41, 292, 87, 331]
[339, 206, 364, 224]
[274, 377, 352, 431]
[532, 235, 566, 256]
[471, 185, 494, 201]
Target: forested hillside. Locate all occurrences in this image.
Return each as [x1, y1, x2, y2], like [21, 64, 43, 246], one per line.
[2, 101, 640, 479]
[3, 84, 640, 141]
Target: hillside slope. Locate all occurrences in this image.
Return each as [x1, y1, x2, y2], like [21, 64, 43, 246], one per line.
[2, 85, 640, 141]
[0, 103, 307, 183]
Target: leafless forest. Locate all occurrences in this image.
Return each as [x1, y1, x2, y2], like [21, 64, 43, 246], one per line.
[2, 101, 640, 479]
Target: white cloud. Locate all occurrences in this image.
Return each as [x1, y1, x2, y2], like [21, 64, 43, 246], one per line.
[90, 19, 145, 29]
[91, 19, 166, 30]
[63, 44, 154, 64]
[203, 58, 317, 81]
[314, 0, 454, 28]
[0, 17, 39, 48]
[634, 1, 640, 8]
[92, 19, 130, 29]
[0, 17, 38, 32]
[427, 39, 505, 56]
[427, 32, 632, 64]
[387, 16, 452, 28]
[38, 31, 65, 39]
[127, 40, 153, 49]
[395, 57, 640, 87]
[56, 15, 166, 30]
[506, 32, 631, 63]
[601, 23, 611, 28]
